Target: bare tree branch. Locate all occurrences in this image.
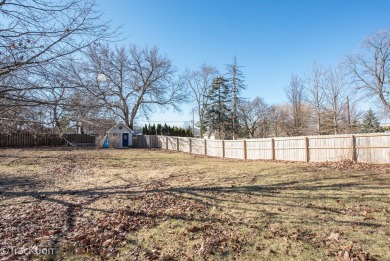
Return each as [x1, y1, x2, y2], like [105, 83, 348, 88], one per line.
[346, 29, 390, 114]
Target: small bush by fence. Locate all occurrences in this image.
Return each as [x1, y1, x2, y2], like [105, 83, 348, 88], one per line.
[135, 133, 390, 164]
[0, 133, 95, 147]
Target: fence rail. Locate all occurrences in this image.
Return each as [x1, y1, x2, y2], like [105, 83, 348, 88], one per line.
[0, 133, 95, 147]
[135, 133, 390, 164]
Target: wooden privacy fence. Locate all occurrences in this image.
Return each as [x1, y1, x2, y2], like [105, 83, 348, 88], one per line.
[0, 133, 95, 147]
[136, 133, 390, 164]
[133, 135, 159, 148]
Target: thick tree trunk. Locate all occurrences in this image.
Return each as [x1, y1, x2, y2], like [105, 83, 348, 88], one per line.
[129, 99, 142, 130]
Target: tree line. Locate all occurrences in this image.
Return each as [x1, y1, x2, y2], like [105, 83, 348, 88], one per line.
[185, 31, 389, 138]
[142, 124, 192, 137]
[0, 1, 388, 139]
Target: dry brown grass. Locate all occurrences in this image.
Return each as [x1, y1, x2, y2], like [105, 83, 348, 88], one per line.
[0, 148, 389, 261]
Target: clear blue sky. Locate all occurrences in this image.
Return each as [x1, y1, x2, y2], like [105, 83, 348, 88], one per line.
[95, 0, 390, 126]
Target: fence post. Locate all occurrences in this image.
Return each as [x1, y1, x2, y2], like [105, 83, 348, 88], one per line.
[351, 135, 356, 162]
[271, 138, 275, 160]
[222, 140, 225, 159]
[243, 140, 247, 160]
[189, 138, 192, 154]
[204, 139, 207, 155]
[176, 136, 179, 151]
[166, 136, 168, 150]
[305, 137, 309, 162]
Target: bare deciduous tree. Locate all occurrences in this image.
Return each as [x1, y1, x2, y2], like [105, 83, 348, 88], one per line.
[0, 0, 116, 134]
[183, 64, 218, 137]
[305, 61, 326, 134]
[267, 104, 292, 137]
[238, 97, 269, 138]
[0, 0, 113, 78]
[346, 30, 390, 114]
[322, 66, 353, 134]
[87, 45, 186, 129]
[284, 75, 306, 136]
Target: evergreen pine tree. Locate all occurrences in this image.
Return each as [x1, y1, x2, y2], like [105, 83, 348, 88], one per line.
[226, 56, 246, 139]
[144, 124, 149, 135]
[186, 126, 192, 137]
[162, 123, 168, 135]
[204, 76, 232, 137]
[148, 124, 152, 135]
[361, 109, 384, 133]
[152, 124, 195, 137]
[151, 124, 156, 135]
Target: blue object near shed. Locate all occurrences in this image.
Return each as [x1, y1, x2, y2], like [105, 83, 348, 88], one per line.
[103, 136, 109, 148]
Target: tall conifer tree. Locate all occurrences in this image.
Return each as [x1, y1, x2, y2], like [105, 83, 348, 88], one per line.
[362, 109, 384, 133]
[204, 76, 232, 136]
[226, 56, 246, 139]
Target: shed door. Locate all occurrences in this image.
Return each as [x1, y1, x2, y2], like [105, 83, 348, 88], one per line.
[122, 133, 129, 147]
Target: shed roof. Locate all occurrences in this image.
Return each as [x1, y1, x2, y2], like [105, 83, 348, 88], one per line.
[107, 123, 133, 133]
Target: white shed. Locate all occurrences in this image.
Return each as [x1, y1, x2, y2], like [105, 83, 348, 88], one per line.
[105, 123, 133, 148]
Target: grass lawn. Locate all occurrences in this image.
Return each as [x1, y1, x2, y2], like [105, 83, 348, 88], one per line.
[0, 148, 389, 260]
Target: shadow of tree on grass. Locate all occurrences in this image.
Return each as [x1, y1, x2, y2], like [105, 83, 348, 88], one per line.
[0, 169, 388, 260]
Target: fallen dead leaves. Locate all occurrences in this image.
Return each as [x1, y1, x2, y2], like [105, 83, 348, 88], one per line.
[312, 160, 390, 173]
[264, 223, 379, 261]
[337, 244, 377, 261]
[65, 191, 209, 259]
[0, 203, 68, 261]
[65, 209, 154, 258]
[0, 190, 261, 260]
[0, 149, 389, 260]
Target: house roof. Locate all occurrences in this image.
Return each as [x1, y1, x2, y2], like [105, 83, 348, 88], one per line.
[107, 122, 133, 133]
